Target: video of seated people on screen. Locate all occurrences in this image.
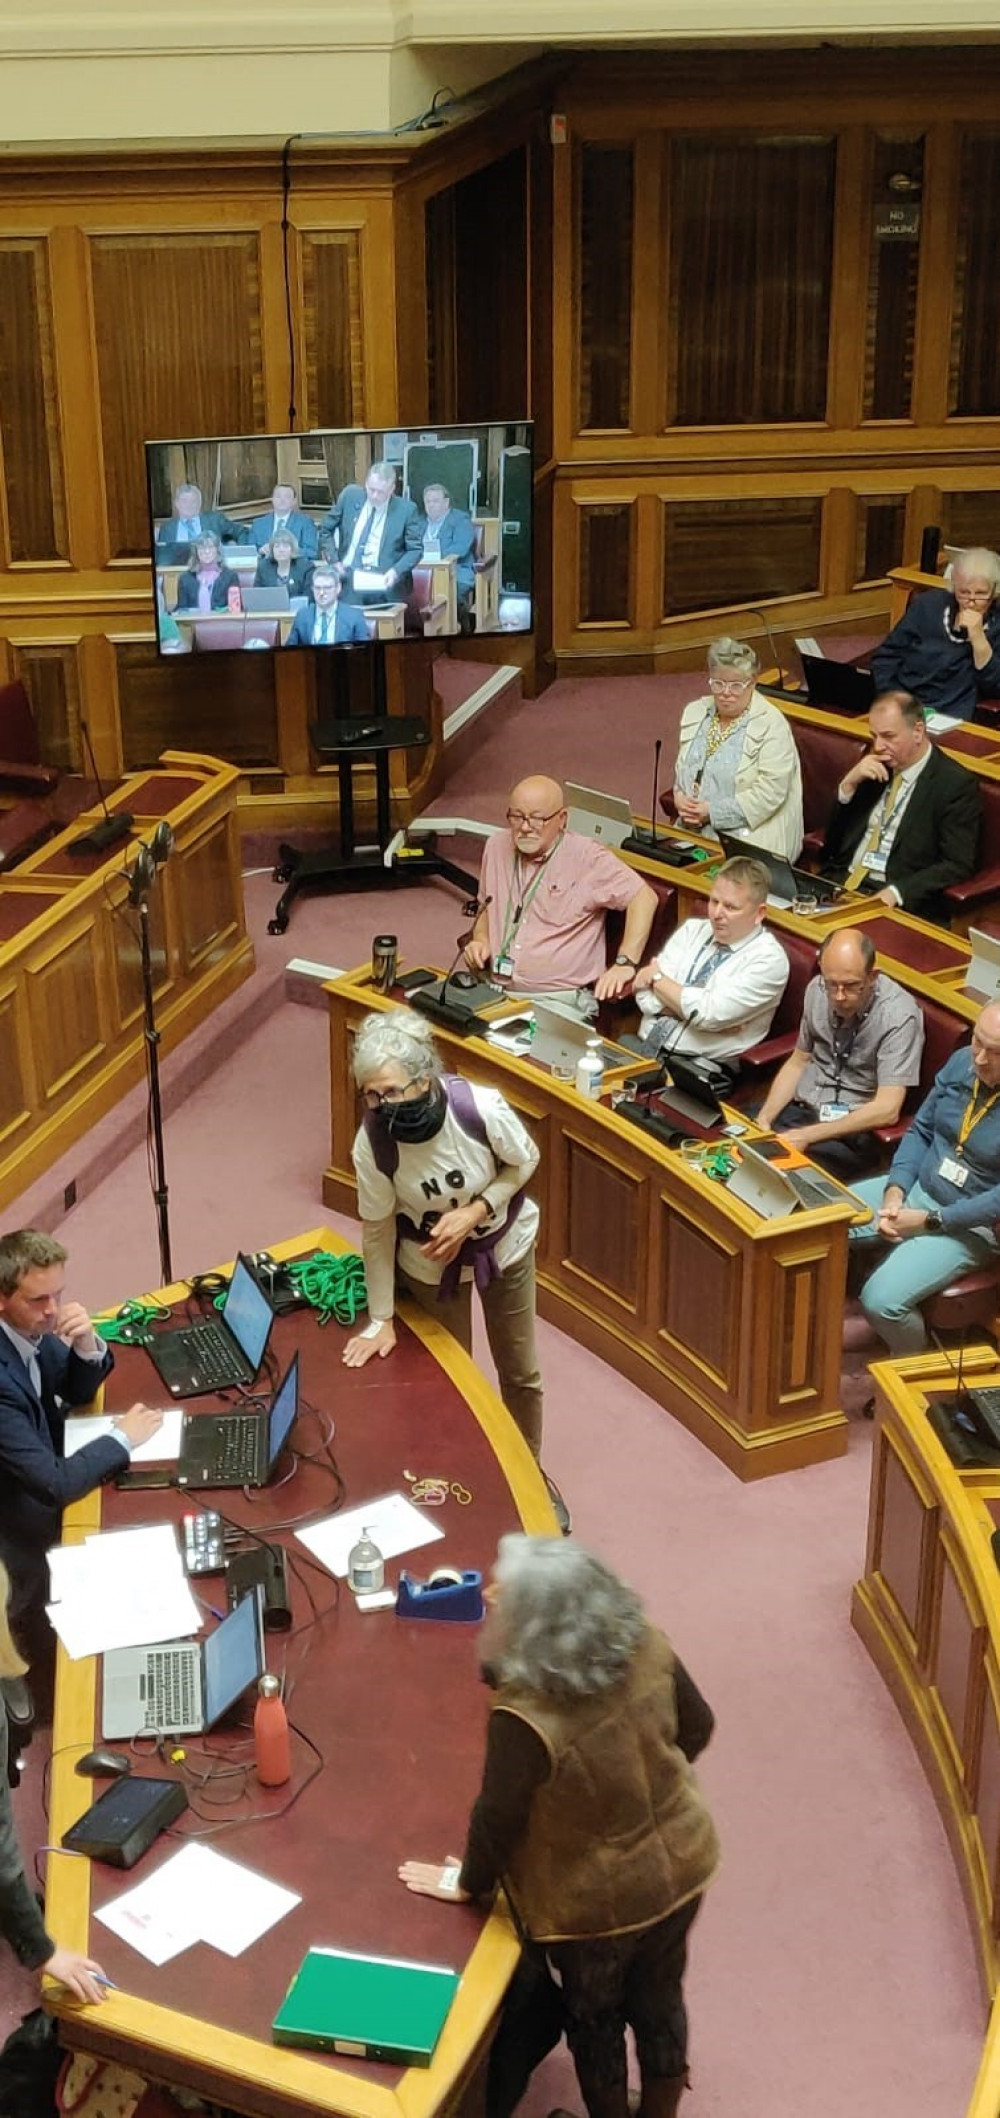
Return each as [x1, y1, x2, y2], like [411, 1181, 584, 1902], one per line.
[147, 423, 533, 656]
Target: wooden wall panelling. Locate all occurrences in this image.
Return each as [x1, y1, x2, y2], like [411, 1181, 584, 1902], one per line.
[300, 223, 366, 428]
[932, 1529, 987, 1796]
[663, 494, 824, 618]
[47, 223, 111, 573]
[905, 123, 958, 431]
[8, 638, 82, 771]
[561, 1133, 641, 1315]
[88, 227, 266, 561]
[820, 486, 856, 601]
[527, 132, 554, 470]
[0, 977, 34, 1152]
[171, 813, 242, 978]
[0, 237, 68, 566]
[114, 639, 279, 774]
[26, 911, 108, 1105]
[977, 1661, 1000, 1948]
[868, 1423, 937, 1658]
[950, 129, 1000, 419]
[856, 494, 909, 584]
[577, 498, 635, 628]
[659, 1201, 742, 1394]
[825, 127, 869, 432]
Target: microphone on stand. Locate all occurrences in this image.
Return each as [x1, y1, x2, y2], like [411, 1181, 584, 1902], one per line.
[411, 896, 493, 1034]
[70, 720, 135, 856]
[622, 739, 697, 866]
[747, 607, 788, 692]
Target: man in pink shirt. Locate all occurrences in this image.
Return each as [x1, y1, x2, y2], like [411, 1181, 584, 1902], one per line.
[465, 776, 658, 1015]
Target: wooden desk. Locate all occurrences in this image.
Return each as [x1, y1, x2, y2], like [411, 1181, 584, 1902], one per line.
[0, 750, 252, 1211]
[851, 1349, 1000, 2117]
[47, 1229, 557, 2118]
[324, 967, 855, 1480]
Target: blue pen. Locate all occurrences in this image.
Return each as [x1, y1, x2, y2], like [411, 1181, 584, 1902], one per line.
[94, 1974, 119, 1991]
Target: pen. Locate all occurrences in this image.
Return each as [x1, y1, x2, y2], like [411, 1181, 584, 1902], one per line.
[94, 1974, 119, 1990]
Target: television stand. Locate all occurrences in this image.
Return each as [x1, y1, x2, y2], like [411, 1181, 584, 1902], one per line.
[268, 646, 477, 933]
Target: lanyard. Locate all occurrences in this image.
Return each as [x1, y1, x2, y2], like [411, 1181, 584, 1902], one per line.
[499, 835, 565, 959]
[956, 1077, 1000, 1155]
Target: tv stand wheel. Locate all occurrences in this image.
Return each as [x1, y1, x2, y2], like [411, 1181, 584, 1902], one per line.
[268, 912, 289, 935]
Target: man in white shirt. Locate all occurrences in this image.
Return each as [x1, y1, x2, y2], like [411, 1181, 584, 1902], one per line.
[631, 856, 789, 1065]
[320, 462, 422, 602]
[821, 691, 981, 923]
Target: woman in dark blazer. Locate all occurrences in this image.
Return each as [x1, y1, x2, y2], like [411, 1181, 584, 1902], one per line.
[175, 532, 241, 613]
[253, 530, 314, 599]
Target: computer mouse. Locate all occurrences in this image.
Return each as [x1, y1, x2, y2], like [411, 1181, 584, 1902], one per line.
[452, 970, 476, 990]
[75, 1747, 131, 1780]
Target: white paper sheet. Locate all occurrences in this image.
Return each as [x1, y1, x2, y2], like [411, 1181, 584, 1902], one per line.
[352, 567, 388, 593]
[63, 1408, 184, 1463]
[45, 1523, 200, 1658]
[296, 1491, 444, 1578]
[96, 1842, 301, 1964]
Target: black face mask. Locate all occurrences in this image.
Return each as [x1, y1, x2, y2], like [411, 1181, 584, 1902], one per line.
[381, 1080, 447, 1145]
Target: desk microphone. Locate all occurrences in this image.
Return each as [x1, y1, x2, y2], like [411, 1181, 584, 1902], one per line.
[411, 896, 493, 1034]
[747, 607, 787, 690]
[70, 720, 134, 856]
[622, 739, 698, 867]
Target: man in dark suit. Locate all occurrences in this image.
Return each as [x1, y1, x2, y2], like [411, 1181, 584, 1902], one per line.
[284, 567, 370, 647]
[419, 483, 477, 597]
[822, 691, 982, 924]
[320, 461, 422, 602]
[0, 1230, 162, 1699]
[249, 483, 318, 559]
[155, 483, 240, 548]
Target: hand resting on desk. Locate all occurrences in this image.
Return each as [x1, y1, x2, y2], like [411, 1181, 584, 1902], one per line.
[112, 1403, 164, 1448]
[342, 1320, 397, 1368]
[398, 1857, 470, 1903]
[43, 1946, 109, 2006]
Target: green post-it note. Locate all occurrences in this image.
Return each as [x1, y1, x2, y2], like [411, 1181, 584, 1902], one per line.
[273, 1945, 460, 2066]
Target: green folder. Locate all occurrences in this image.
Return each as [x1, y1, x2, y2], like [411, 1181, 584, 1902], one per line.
[272, 1945, 460, 2066]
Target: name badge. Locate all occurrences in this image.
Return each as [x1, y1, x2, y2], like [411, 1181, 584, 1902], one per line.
[495, 954, 514, 981]
[939, 1156, 968, 1188]
[819, 1103, 849, 1124]
[861, 851, 887, 874]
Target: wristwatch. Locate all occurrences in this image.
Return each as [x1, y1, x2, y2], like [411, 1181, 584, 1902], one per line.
[614, 953, 638, 969]
[924, 1208, 943, 1232]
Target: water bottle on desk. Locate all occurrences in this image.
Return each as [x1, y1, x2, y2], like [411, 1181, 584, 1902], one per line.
[254, 1674, 291, 1786]
[575, 1035, 605, 1100]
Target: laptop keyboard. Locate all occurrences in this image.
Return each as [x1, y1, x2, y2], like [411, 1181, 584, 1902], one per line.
[786, 1169, 846, 1209]
[141, 1648, 199, 1729]
[968, 1388, 1000, 1447]
[211, 1417, 260, 1483]
[175, 1322, 245, 1386]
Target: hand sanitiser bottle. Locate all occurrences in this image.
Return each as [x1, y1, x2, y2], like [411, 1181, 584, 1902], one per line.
[575, 1035, 605, 1100]
[254, 1673, 291, 1786]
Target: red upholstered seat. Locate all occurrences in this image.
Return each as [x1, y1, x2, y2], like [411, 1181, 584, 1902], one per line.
[599, 881, 677, 1036]
[0, 679, 74, 870]
[873, 994, 970, 1151]
[739, 927, 819, 1078]
[923, 1271, 999, 1338]
[943, 776, 1000, 920]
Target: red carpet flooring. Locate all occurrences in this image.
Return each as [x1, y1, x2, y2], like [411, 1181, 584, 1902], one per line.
[1, 654, 984, 2117]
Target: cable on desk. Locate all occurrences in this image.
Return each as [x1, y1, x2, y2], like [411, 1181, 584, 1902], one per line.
[284, 1250, 367, 1326]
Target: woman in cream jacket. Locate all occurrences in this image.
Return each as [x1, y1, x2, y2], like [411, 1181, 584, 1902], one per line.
[673, 635, 804, 861]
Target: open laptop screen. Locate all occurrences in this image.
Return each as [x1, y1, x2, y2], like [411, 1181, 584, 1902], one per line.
[267, 1355, 300, 1470]
[202, 1591, 263, 1729]
[224, 1256, 274, 1369]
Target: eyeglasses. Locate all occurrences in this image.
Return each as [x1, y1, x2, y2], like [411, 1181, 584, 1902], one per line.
[708, 676, 753, 695]
[362, 1083, 415, 1110]
[506, 809, 563, 830]
[821, 977, 868, 996]
[955, 587, 993, 603]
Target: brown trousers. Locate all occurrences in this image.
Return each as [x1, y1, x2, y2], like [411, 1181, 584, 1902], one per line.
[399, 1243, 543, 1456]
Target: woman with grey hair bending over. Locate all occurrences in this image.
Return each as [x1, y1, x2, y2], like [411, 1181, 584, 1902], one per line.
[342, 1008, 544, 1457]
[400, 1535, 718, 2118]
[673, 635, 803, 859]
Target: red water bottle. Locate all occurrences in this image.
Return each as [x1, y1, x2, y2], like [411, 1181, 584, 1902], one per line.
[227, 582, 242, 614]
[254, 1674, 291, 1786]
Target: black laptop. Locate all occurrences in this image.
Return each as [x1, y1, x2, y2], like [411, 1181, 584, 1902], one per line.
[174, 1353, 300, 1489]
[717, 831, 838, 910]
[800, 653, 875, 716]
[144, 1254, 274, 1398]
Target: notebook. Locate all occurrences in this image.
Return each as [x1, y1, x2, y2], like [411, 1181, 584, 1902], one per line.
[144, 1255, 274, 1398]
[966, 926, 1000, 1001]
[101, 1585, 263, 1739]
[273, 1944, 460, 2066]
[175, 1354, 299, 1489]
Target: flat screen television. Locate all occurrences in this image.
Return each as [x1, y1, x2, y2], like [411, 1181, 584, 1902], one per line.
[145, 421, 533, 658]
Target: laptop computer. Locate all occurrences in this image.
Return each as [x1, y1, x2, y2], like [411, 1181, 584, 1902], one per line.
[564, 781, 634, 848]
[659, 1053, 726, 1128]
[101, 1584, 264, 1740]
[144, 1254, 275, 1398]
[717, 831, 838, 912]
[726, 1138, 859, 1219]
[966, 927, 1000, 1000]
[496, 1002, 626, 1077]
[174, 1353, 300, 1489]
[242, 584, 290, 612]
[800, 652, 875, 716]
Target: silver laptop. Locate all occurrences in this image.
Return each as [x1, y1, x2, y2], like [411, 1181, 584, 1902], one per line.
[101, 1586, 264, 1740]
[565, 782, 634, 848]
[726, 1139, 859, 1220]
[491, 1001, 626, 1076]
[243, 585, 290, 612]
[967, 928, 1000, 1000]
